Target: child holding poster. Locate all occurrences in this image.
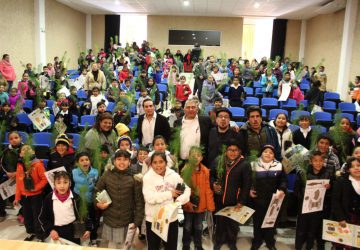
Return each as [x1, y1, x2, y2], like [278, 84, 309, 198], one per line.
[331, 157, 360, 250]
[294, 151, 332, 250]
[143, 151, 190, 250]
[250, 145, 287, 250]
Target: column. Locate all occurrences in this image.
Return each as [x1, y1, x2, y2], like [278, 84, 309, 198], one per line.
[298, 20, 306, 63]
[34, 0, 46, 68]
[86, 14, 92, 50]
[337, 0, 358, 100]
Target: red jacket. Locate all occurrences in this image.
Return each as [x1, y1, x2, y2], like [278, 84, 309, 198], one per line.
[175, 83, 192, 101]
[182, 163, 215, 213]
[119, 69, 130, 82]
[15, 159, 48, 201]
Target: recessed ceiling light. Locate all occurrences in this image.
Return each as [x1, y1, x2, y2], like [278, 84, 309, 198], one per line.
[115, 0, 120, 5]
[183, 0, 190, 6]
[254, 2, 260, 8]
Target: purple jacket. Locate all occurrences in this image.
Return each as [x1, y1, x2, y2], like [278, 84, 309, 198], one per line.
[9, 93, 23, 110]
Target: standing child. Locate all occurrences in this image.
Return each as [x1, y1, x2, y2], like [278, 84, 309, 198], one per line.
[331, 157, 360, 250]
[39, 171, 92, 243]
[295, 151, 332, 250]
[0, 131, 24, 222]
[143, 135, 178, 173]
[175, 75, 192, 107]
[228, 77, 245, 107]
[13, 145, 48, 241]
[181, 146, 215, 250]
[130, 146, 149, 175]
[95, 150, 144, 249]
[72, 152, 99, 247]
[143, 152, 190, 250]
[48, 134, 75, 173]
[261, 70, 278, 98]
[250, 145, 287, 250]
[212, 141, 251, 250]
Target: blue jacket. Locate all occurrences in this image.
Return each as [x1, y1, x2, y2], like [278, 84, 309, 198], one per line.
[261, 74, 278, 93]
[72, 167, 99, 203]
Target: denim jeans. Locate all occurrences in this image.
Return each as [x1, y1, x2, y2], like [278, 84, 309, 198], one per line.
[182, 212, 205, 248]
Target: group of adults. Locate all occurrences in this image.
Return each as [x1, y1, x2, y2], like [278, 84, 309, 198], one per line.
[83, 97, 281, 170]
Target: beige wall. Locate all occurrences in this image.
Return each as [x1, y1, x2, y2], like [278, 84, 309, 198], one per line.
[304, 10, 345, 92]
[350, 6, 360, 83]
[45, 0, 86, 71]
[91, 15, 105, 52]
[147, 15, 243, 58]
[284, 20, 301, 61]
[0, 0, 35, 82]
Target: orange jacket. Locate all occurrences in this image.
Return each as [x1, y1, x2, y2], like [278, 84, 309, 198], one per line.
[15, 159, 48, 201]
[182, 163, 215, 213]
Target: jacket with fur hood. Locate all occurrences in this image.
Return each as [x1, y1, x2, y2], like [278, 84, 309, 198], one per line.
[269, 120, 293, 158]
[143, 167, 190, 222]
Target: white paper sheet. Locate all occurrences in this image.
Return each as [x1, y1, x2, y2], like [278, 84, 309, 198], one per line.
[151, 202, 179, 242]
[322, 219, 360, 248]
[261, 191, 285, 228]
[302, 179, 329, 214]
[278, 83, 291, 101]
[0, 178, 16, 200]
[45, 166, 67, 190]
[215, 205, 255, 224]
[28, 109, 51, 132]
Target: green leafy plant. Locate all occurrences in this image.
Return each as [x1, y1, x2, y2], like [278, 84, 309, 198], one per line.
[78, 185, 88, 223]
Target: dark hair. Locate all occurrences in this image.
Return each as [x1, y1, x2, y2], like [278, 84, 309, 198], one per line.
[142, 98, 153, 108]
[150, 151, 167, 164]
[310, 150, 323, 159]
[317, 134, 333, 145]
[97, 101, 106, 108]
[53, 171, 71, 182]
[244, 59, 249, 64]
[92, 87, 100, 92]
[2, 102, 10, 107]
[225, 139, 241, 151]
[2, 54, 9, 59]
[76, 151, 90, 162]
[152, 135, 167, 146]
[312, 80, 321, 88]
[299, 115, 311, 121]
[339, 116, 351, 125]
[138, 146, 150, 153]
[70, 86, 77, 91]
[246, 106, 262, 118]
[346, 157, 360, 171]
[94, 112, 113, 132]
[114, 149, 131, 160]
[284, 71, 291, 76]
[274, 112, 288, 126]
[356, 76, 360, 81]
[8, 130, 21, 139]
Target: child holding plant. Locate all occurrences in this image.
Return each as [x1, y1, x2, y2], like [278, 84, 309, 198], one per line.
[14, 145, 48, 241]
[72, 152, 99, 247]
[211, 140, 251, 250]
[39, 171, 92, 244]
[181, 146, 215, 250]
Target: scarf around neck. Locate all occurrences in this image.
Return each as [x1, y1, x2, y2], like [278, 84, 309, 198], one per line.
[54, 190, 71, 202]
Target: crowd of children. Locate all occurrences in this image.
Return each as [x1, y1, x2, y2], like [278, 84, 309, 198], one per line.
[0, 43, 359, 250]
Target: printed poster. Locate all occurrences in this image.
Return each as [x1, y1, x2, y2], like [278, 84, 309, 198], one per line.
[28, 108, 51, 132]
[0, 178, 16, 200]
[302, 179, 330, 214]
[278, 82, 291, 101]
[323, 219, 360, 248]
[151, 202, 179, 242]
[282, 144, 309, 174]
[45, 166, 67, 190]
[261, 191, 285, 228]
[124, 223, 136, 250]
[215, 205, 255, 224]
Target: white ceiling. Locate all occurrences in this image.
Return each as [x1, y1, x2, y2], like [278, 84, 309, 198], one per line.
[58, 0, 344, 20]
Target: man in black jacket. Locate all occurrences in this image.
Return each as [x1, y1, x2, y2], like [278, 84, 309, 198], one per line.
[208, 107, 244, 167]
[136, 99, 171, 146]
[173, 99, 212, 168]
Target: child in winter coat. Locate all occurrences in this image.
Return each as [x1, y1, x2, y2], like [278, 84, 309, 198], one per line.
[295, 151, 332, 250]
[261, 70, 278, 97]
[8, 87, 23, 110]
[0, 131, 24, 220]
[181, 146, 215, 250]
[228, 77, 245, 107]
[39, 171, 92, 244]
[211, 140, 251, 250]
[175, 75, 192, 107]
[0, 102, 18, 131]
[201, 75, 222, 107]
[143, 151, 190, 250]
[250, 145, 287, 250]
[95, 150, 144, 249]
[14, 145, 48, 241]
[72, 152, 99, 247]
[331, 157, 360, 250]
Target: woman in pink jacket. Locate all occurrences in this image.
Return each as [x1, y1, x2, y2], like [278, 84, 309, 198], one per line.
[0, 54, 16, 91]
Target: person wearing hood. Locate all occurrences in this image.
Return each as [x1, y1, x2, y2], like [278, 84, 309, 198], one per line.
[268, 112, 293, 159]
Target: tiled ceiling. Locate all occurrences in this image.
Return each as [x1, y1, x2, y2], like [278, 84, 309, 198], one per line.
[57, 0, 344, 19]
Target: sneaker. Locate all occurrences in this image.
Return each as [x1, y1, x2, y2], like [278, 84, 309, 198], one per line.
[90, 240, 98, 247]
[24, 234, 35, 241]
[138, 234, 146, 241]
